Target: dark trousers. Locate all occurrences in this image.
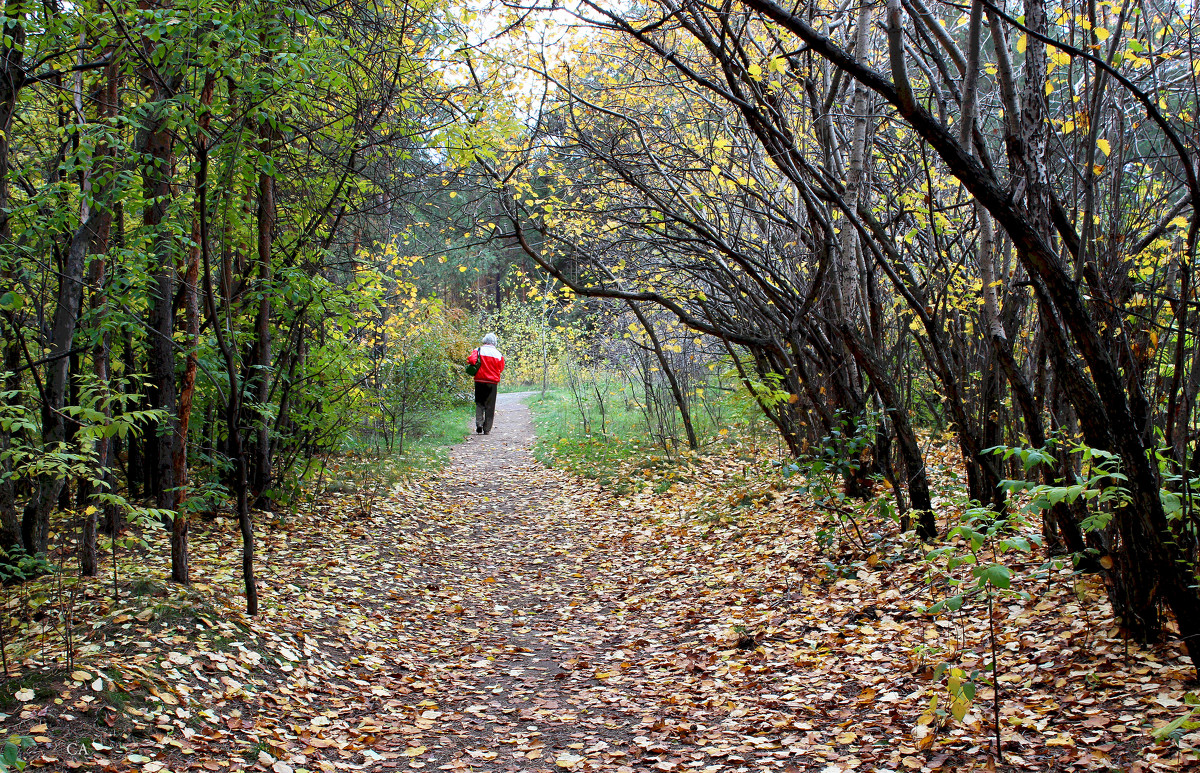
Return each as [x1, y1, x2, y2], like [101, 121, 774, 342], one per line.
[474, 381, 498, 433]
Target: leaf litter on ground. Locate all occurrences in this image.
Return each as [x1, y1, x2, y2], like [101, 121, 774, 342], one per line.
[2, 396, 1197, 772]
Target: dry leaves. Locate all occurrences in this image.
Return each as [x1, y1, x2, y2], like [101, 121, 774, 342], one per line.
[2, 398, 1197, 771]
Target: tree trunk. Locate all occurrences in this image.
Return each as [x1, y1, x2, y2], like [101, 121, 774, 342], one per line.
[198, 115, 257, 615]
[170, 71, 214, 585]
[24, 146, 96, 554]
[0, 0, 25, 555]
[121, 322, 142, 502]
[839, 325, 936, 539]
[80, 51, 119, 577]
[626, 300, 698, 450]
[139, 17, 179, 516]
[250, 126, 275, 508]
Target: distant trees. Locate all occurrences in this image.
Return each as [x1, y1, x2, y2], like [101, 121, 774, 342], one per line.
[0, 0, 475, 608]
[475, 0, 1200, 674]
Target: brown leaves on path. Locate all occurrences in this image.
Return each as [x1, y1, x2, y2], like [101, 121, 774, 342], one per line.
[3, 393, 1197, 772]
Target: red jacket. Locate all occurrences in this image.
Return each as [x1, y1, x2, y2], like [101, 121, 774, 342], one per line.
[468, 345, 505, 384]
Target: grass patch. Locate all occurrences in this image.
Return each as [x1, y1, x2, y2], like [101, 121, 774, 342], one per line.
[390, 398, 475, 472]
[317, 399, 473, 491]
[130, 578, 160, 597]
[527, 389, 691, 493]
[527, 379, 786, 497]
[0, 669, 59, 710]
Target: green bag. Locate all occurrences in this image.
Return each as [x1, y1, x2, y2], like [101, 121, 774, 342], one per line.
[465, 349, 482, 376]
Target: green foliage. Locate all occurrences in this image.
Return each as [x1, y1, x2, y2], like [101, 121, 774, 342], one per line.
[919, 504, 1038, 742]
[743, 371, 791, 409]
[0, 548, 53, 580]
[922, 506, 1037, 613]
[529, 389, 660, 492]
[784, 409, 893, 554]
[989, 443, 1131, 533]
[0, 376, 170, 527]
[374, 337, 461, 454]
[1152, 692, 1200, 752]
[0, 736, 34, 772]
[347, 281, 474, 457]
[480, 297, 576, 389]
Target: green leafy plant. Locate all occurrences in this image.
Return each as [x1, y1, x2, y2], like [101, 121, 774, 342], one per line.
[991, 443, 1131, 534]
[919, 505, 1038, 763]
[0, 736, 35, 772]
[786, 411, 887, 554]
[1152, 692, 1200, 752]
[0, 551, 55, 678]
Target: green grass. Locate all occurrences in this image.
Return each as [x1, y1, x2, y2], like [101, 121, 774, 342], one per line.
[526, 388, 694, 494]
[0, 669, 59, 710]
[392, 399, 475, 471]
[526, 374, 787, 495]
[320, 399, 474, 490]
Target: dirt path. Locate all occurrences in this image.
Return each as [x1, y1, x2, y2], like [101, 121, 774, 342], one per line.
[18, 392, 1191, 772]
[222, 391, 1194, 773]
[7, 384, 1192, 773]
[366, 393, 651, 771]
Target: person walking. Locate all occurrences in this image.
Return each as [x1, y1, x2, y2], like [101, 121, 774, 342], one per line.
[467, 333, 505, 434]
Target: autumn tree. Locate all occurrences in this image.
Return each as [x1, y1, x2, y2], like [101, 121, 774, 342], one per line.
[467, 0, 1200, 674]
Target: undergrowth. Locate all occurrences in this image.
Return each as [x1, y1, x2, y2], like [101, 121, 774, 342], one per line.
[529, 389, 685, 493]
[528, 386, 778, 494]
[315, 398, 473, 492]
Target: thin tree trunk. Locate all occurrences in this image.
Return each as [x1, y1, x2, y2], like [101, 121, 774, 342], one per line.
[121, 320, 141, 503]
[250, 123, 276, 508]
[139, 10, 179, 516]
[80, 49, 118, 577]
[0, 0, 25, 555]
[170, 71, 214, 585]
[200, 159, 257, 615]
[24, 137, 95, 553]
[840, 325, 936, 539]
[626, 300, 698, 450]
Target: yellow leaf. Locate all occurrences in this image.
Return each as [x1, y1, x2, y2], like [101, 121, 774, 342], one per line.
[1095, 27, 1110, 40]
[1017, 34, 1027, 53]
[1096, 138, 1111, 155]
[747, 63, 763, 81]
[403, 746, 427, 757]
[1061, 120, 1075, 134]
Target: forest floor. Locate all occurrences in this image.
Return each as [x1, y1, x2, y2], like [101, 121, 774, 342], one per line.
[2, 393, 1199, 772]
